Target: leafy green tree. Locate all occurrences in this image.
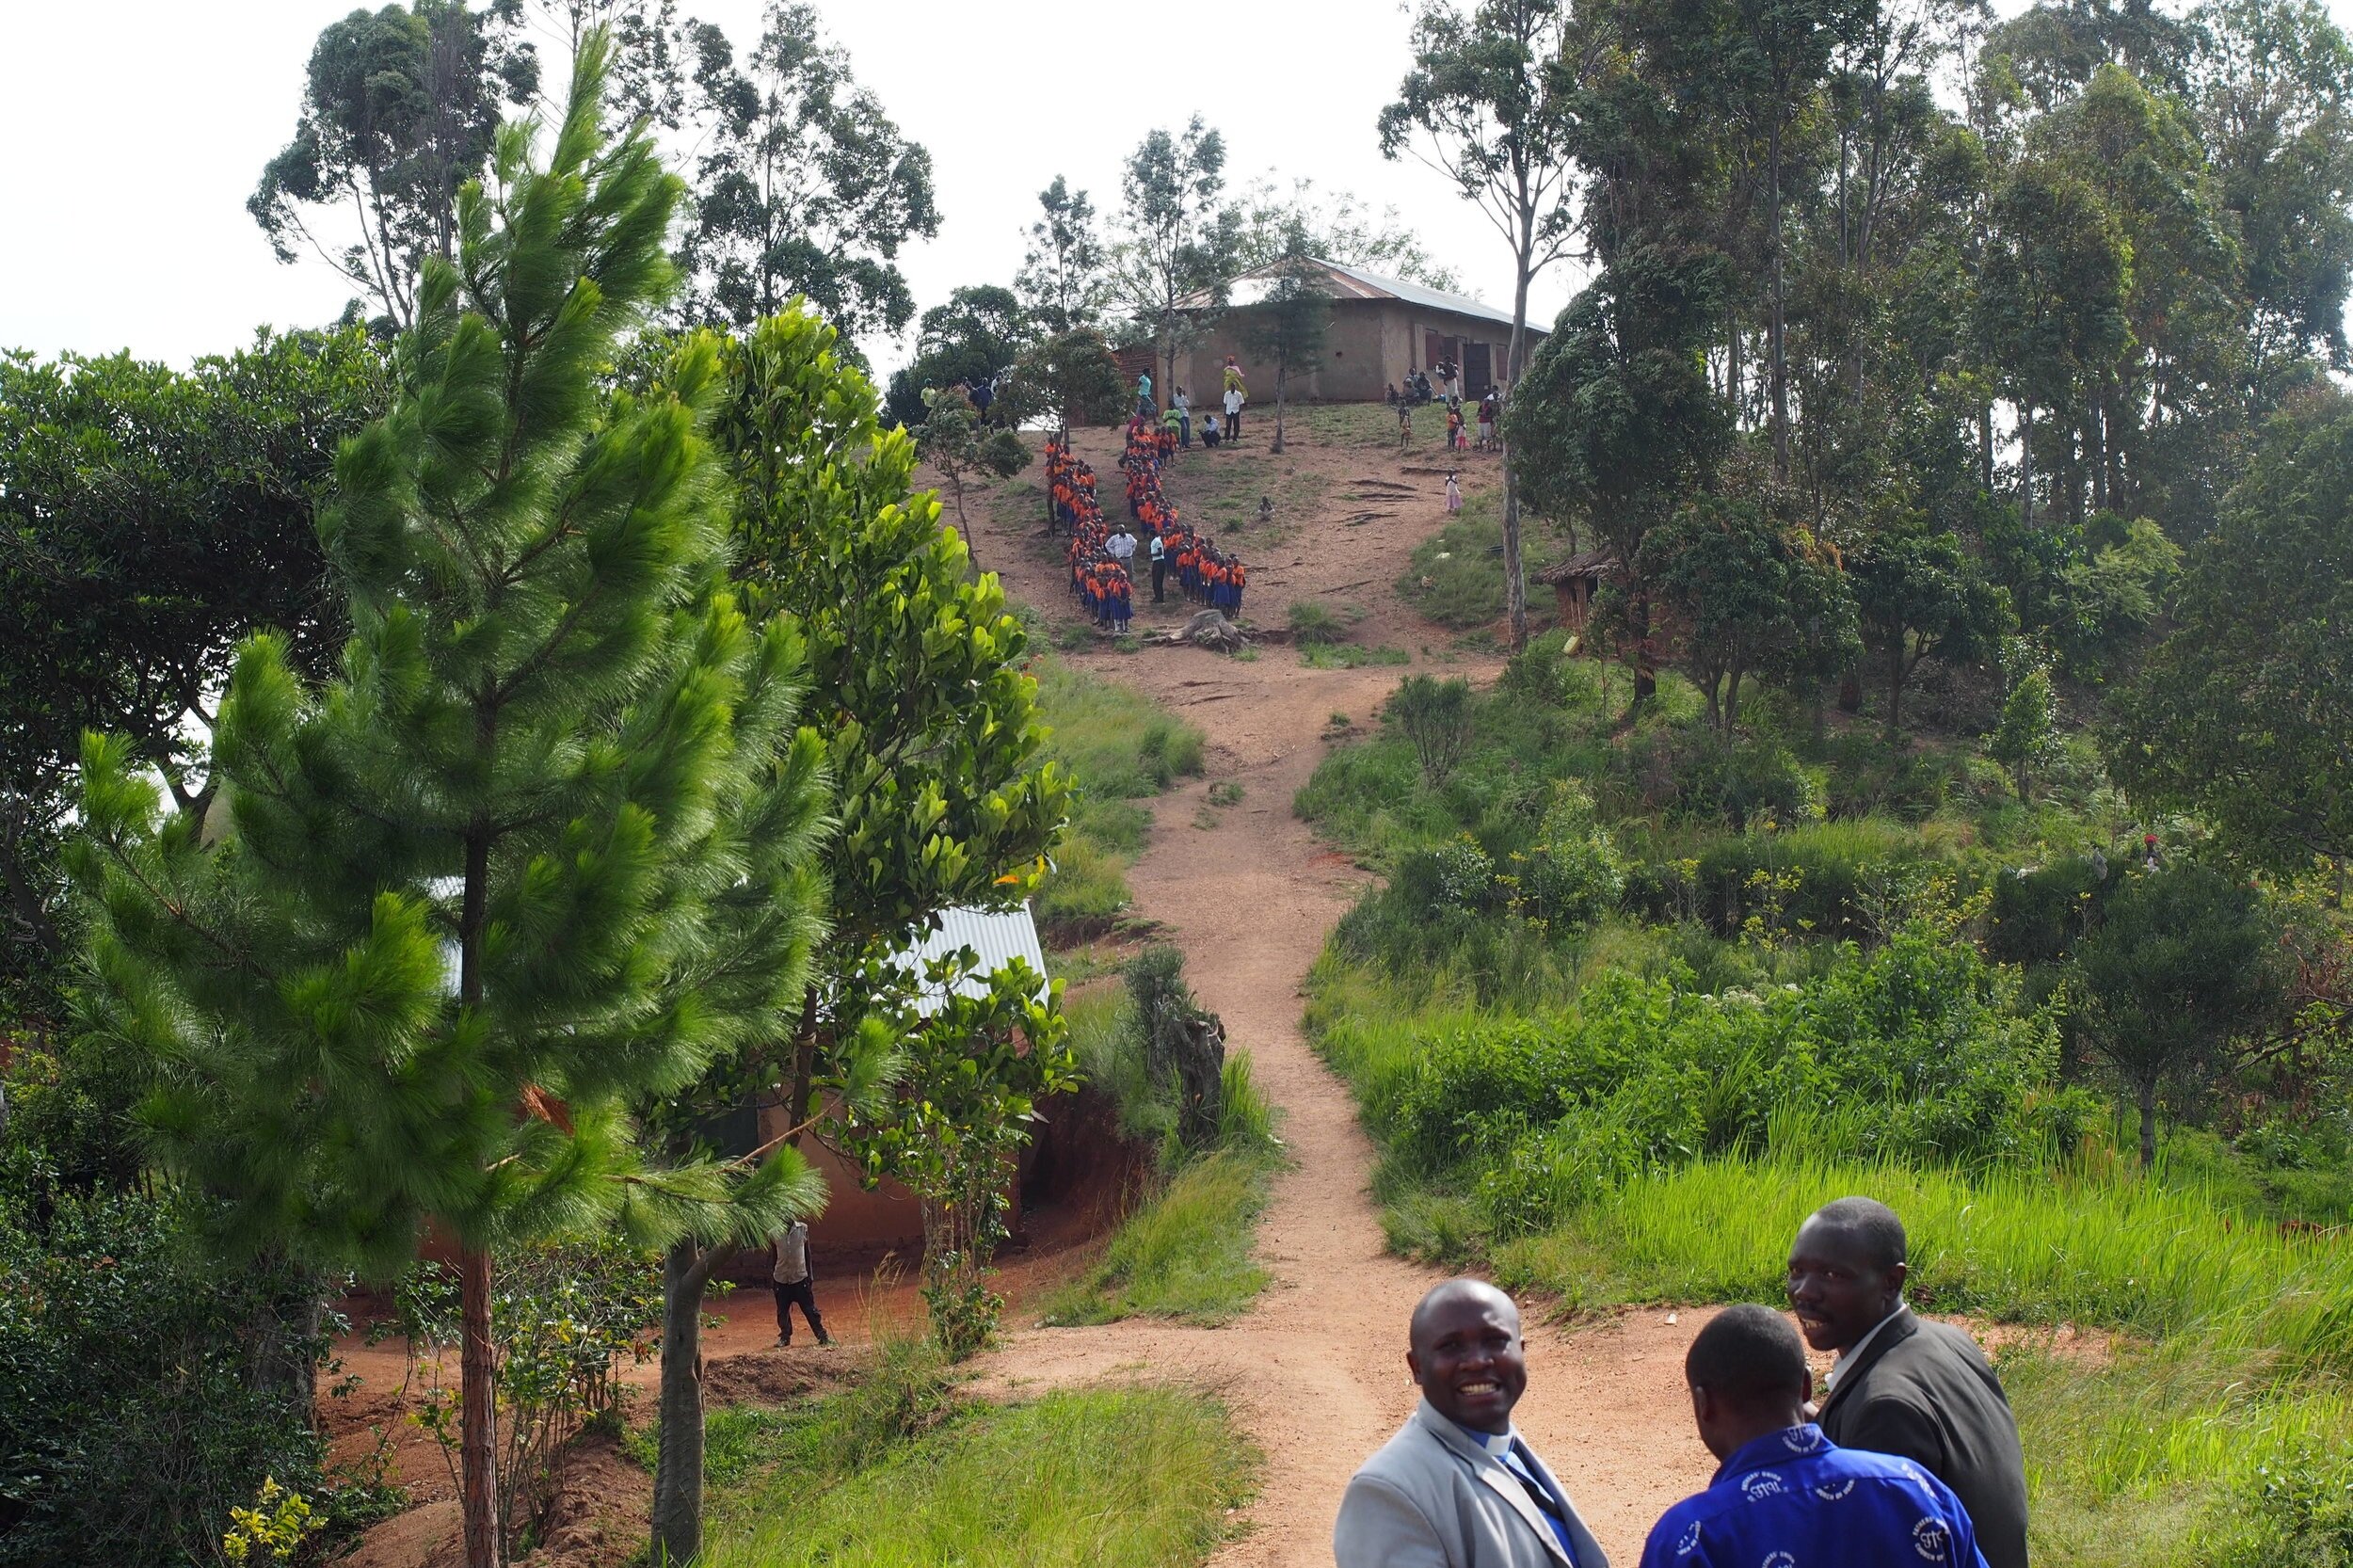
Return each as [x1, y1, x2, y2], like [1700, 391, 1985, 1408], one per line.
[250, 0, 539, 332]
[2106, 389, 2353, 875]
[915, 387, 1032, 550]
[1217, 174, 1465, 288]
[1512, 242, 1734, 701]
[883, 284, 1034, 429]
[1382, 0, 1587, 649]
[1642, 487, 1856, 732]
[0, 332, 388, 1023]
[1016, 175, 1111, 333]
[1849, 522, 2010, 737]
[679, 2, 939, 341]
[2069, 864, 2290, 1166]
[1004, 327, 1129, 452]
[1111, 118, 1229, 401]
[72, 46, 825, 1568]
[845, 953, 1071, 1357]
[708, 307, 1074, 1336]
[1239, 237, 1333, 456]
[1988, 639, 2062, 799]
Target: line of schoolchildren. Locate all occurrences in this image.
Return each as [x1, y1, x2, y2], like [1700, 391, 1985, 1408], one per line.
[1048, 439, 1135, 634]
[1118, 416, 1247, 621]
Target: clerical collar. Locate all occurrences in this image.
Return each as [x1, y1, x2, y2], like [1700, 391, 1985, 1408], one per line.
[1448, 1416, 1519, 1457]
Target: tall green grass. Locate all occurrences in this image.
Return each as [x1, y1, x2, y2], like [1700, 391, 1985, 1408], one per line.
[1500, 1154, 2353, 1369]
[698, 1387, 1254, 1568]
[1039, 1148, 1275, 1328]
[1029, 652, 1205, 936]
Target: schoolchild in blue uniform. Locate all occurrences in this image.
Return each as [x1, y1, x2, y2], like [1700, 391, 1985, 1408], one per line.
[1641, 1305, 1990, 1568]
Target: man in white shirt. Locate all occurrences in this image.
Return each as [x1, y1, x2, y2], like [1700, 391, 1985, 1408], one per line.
[772, 1220, 830, 1347]
[1223, 382, 1245, 442]
[1107, 525, 1137, 567]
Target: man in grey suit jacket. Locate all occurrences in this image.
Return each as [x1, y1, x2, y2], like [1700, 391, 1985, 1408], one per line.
[1335, 1280, 1608, 1567]
[1789, 1198, 2030, 1568]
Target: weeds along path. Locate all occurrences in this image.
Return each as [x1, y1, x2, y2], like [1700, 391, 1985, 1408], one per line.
[957, 419, 1719, 1566]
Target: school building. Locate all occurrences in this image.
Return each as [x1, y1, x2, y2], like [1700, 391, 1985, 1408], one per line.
[1168, 257, 1542, 404]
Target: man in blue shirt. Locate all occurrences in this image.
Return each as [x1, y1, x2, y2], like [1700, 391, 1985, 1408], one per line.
[1641, 1304, 1989, 1568]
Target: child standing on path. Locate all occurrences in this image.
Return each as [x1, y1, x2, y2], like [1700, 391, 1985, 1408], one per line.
[1445, 472, 1463, 515]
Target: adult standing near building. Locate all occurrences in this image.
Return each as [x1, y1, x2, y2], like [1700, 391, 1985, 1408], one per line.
[771, 1219, 829, 1348]
[1223, 377, 1245, 444]
[1335, 1278, 1609, 1567]
[1136, 368, 1155, 420]
[1174, 386, 1192, 446]
[1478, 391, 1499, 453]
[1788, 1198, 2028, 1568]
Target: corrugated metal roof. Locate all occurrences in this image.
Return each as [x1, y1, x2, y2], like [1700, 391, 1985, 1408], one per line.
[1175, 257, 1529, 332]
[896, 904, 1052, 1016]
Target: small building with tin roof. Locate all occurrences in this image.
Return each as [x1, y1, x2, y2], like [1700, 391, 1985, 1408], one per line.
[1169, 257, 1543, 406]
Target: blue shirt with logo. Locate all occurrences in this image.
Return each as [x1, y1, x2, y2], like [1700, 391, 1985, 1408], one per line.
[1640, 1423, 1990, 1568]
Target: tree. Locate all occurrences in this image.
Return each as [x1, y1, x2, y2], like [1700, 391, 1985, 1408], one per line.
[0, 332, 389, 1023]
[2105, 389, 2353, 874]
[1987, 639, 2062, 798]
[845, 952, 1071, 1357]
[1240, 239, 1333, 456]
[250, 0, 539, 332]
[1217, 174, 1466, 287]
[1511, 241, 1734, 702]
[679, 2, 939, 342]
[708, 307, 1075, 1343]
[915, 387, 1032, 551]
[1382, 0, 1588, 649]
[883, 284, 1034, 429]
[1111, 118, 1230, 402]
[1642, 488, 1855, 732]
[1016, 175, 1111, 332]
[1003, 327, 1129, 450]
[1850, 522, 2010, 737]
[72, 44, 825, 1568]
[2070, 864, 2290, 1166]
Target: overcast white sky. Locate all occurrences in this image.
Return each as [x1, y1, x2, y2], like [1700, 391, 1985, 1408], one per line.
[0, 0, 1559, 373]
[7, 0, 2342, 374]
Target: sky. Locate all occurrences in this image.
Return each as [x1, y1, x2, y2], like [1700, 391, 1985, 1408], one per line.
[0, 0, 1557, 375]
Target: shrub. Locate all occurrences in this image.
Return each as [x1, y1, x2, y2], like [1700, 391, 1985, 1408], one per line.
[1519, 788, 1624, 929]
[1287, 601, 1346, 645]
[1389, 675, 1476, 785]
[1985, 855, 2105, 965]
[0, 1176, 329, 1568]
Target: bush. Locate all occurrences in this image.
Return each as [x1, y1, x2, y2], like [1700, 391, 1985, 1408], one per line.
[1389, 675, 1475, 785]
[1519, 789, 1624, 929]
[1985, 855, 2105, 965]
[1624, 820, 1939, 941]
[1287, 601, 1346, 645]
[0, 1176, 330, 1568]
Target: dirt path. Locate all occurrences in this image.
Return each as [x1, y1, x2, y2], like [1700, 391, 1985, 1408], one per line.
[957, 422, 1721, 1565]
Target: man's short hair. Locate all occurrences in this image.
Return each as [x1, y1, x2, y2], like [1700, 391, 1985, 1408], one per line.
[1807, 1196, 1908, 1272]
[1686, 1304, 1809, 1407]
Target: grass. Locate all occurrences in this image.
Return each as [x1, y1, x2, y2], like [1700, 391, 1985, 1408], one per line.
[1398, 490, 1573, 631]
[1030, 651, 1206, 938]
[1037, 1145, 1278, 1327]
[690, 1352, 1257, 1568]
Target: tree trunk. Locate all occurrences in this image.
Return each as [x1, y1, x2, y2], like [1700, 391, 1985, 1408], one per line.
[2137, 1080, 2159, 1170]
[1501, 268, 1533, 651]
[1769, 118, 1790, 482]
[1884, 645, 1905, 742]
[651, 1236, 736, 1568]
[1272, 364, 1287, 455]
[1979, 402, 1994, 493]
[460, 1245, 503, 1568]
[2019, 400, 2034, 532]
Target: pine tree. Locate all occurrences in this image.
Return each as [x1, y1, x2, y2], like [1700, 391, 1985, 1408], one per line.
[71, 38, 830, 1568]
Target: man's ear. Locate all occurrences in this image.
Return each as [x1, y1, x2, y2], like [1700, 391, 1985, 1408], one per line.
[1800, 1365, 1815, 1405]
[1885, 1259, 1910, 1300]
[1406, 1349, 1423, 1385]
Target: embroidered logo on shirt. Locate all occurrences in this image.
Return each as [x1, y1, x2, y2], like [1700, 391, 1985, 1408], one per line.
[1675, 1521, 1702, 1557]
[1813, 1479, 1856, 1501]
[1781, 1428, 1825, 1455]
[1739, 1471, 1789, 1501]
[1913, 1515, 1952, 1560]
[1762, 1553, 1798, 1568]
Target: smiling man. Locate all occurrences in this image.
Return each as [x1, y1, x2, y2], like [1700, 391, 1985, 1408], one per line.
[1787, 1198, 2029, 1568]
[1334, 1279, 1608, 1567]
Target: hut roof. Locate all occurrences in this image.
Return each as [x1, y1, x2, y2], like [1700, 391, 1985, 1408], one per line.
[1174, 257, 1521, 330]
[1532, 550, 1619, 586]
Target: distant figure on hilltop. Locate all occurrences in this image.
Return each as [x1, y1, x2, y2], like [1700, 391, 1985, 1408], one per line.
[1336, 1279, 1609, 1567]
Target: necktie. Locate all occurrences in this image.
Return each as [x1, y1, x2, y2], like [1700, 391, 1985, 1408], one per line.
[1503, 1442, 1577, 1565]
